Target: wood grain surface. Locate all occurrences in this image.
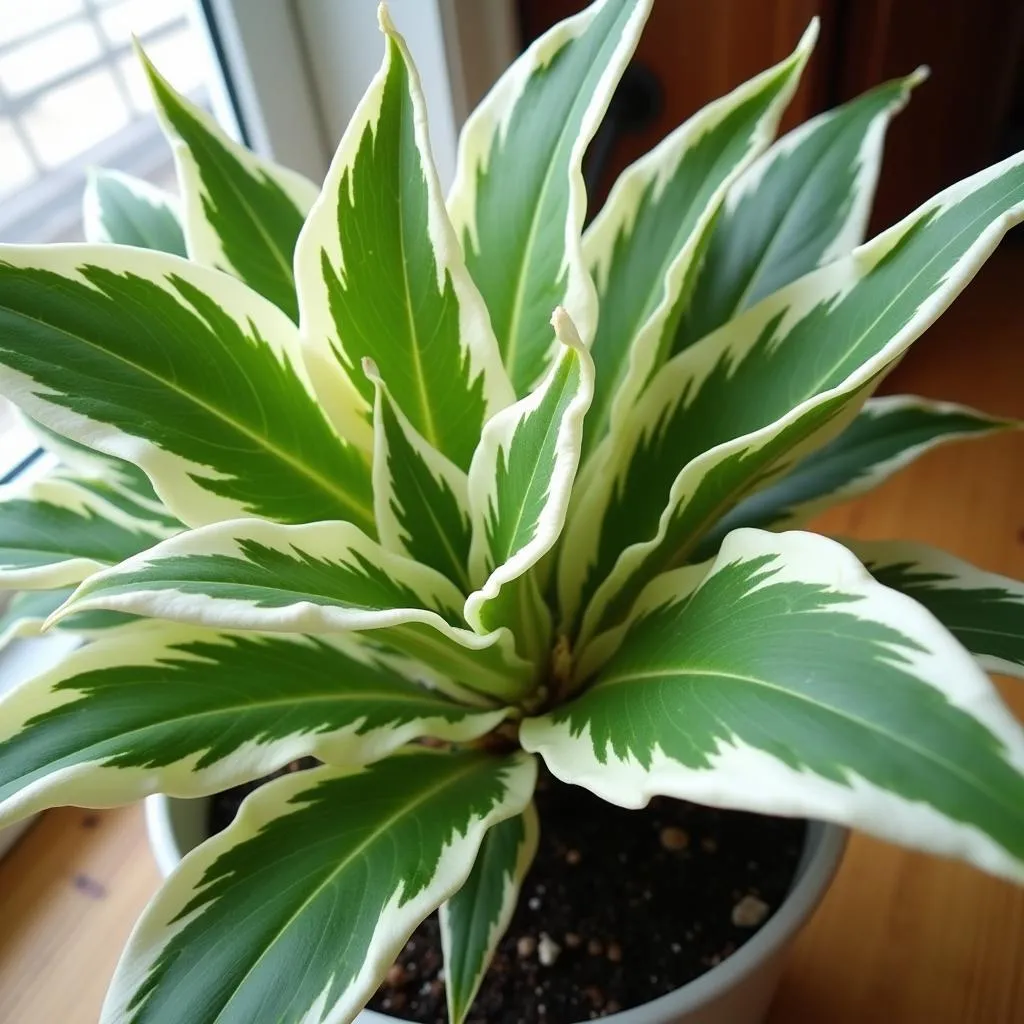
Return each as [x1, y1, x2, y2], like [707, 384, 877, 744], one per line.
[1, 247, 1022, 1022]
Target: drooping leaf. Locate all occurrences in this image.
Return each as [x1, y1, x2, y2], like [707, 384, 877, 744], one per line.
[0, 622, 510, 828]
[54, 518, 534, 702]
[447, 0, 652, 393]
[528, 529, 1024, 882]
[82, 168, 187, 256]
[139, 47, 320, 321]
[466, 310, 594, 660]
[581, 23, 815, 460]
[692, 396, 1014, 561]
[0, 245, 374, 532]
[673, 71, 924, 354]
[101, 750, 537, 1024]
[441, 805, 540, 1024]
[850, 539, 1024, 679]
[0, 473, 176, 589]
[296, 11, 513, 468]
[564, 150, 1024, 642]
[366, 359, 472, 591]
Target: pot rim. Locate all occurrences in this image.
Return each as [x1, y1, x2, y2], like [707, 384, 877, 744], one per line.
[145, 795, 847, 1023]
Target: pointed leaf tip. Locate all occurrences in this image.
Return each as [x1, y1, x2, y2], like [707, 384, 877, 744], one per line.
[907, 65, 931, 88]
[363, 356, 381, 381]
[550, 306, 584, 351]
[377, 2, 396, 35]
[799, 16, 820, 50]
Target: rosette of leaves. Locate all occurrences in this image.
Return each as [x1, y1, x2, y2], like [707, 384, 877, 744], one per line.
[1, 2, 1024, 1022]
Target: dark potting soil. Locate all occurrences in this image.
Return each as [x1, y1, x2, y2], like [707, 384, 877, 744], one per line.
[210, 764, 805, 1024]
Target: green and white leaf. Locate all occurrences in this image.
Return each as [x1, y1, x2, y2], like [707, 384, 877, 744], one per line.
[673, 71, 924, 353]
[139, 47, 319, 321]
[0, 621, 512, 828]
[692, 395, 1014, 560]
[441, 805, 540, 1024]
[83, 168, 187, 256]
[565, 150, 1024, 643]
[0, 474, 176, 588]
[528, 529, 1024, 883]
[448, 0, 651, 394]
[466, 311, 594, 659]
[296, 11, 512, 469]
[54, 517, 534, 702]
[0, 245, 374, 532]
[367, 359, 472, 590]
[849, 539, 1024, 679]
[56, 518, 467, 630]
[0, 588, 72, 649]
[102, 749, 536, 1024]
[22, 414, 179, 525]
[581, 23, 815, 460]
[573, 559, 710, 688]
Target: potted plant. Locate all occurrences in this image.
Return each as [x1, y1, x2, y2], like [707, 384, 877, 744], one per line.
[1, 1, 1023, 1022]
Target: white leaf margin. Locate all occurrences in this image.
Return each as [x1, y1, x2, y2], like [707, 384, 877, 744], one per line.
[0, 621, 514, 829]
[446, 0, 654, 352]
[583, 19, 817, 446]
[294, 8, 514, 455]
[100, 751, 539, 1024]
[0, 244, 333, 530]
[82, 168, 184, 247]
[0, 473, 176, 588]
[439, 803, 540, 1024]
[569, 149, 1024, 643]
[365, 357, 472, 575]
[527, 529, 1024, 884]
[845, 537, 1024, 679]
[136, 43, 321, 275]
[466, 309, 595, 632]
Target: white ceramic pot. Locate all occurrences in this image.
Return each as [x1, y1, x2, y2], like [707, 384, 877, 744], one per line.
[146, 795, 846, 1024]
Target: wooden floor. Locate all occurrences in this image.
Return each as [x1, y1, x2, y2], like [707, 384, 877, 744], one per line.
[1, 247, 1023, 1023]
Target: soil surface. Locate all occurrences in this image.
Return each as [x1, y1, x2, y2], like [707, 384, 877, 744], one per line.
[212, 764, 805, 1024]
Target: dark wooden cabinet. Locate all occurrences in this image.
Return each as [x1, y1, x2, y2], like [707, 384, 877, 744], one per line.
[518, 0, 1024, 229]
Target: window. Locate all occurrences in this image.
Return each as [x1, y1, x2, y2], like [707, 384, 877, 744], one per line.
[0, 0, 232, 475]
[0, 0, 514, 477]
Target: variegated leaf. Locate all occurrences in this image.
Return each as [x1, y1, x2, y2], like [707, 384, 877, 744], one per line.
[0, 588, 72, 649]
[0, 245, 374, 532]
[0, 473, 176, 589]
[528, 529, 1024, 882]
[448, 0, 651, 394]
[564, 151, 1024, 643]
[22, 414, 179, 526]
[572, 559, 709, 690]
[366, 359, 472, 591]
[102, 750, 537, 1024]
[54, 518, 534, 702]
[582, 23, 815, 460]
[692, 396, 1014, 561]
[466, 311, 594, 660]
[438, 802, 540, 1019]
[296, 11, 512, 469]
[139, 47, 319, 321]
[674, 71, 924, 354]
[0, 621, 510, 829]
[849, 540, 1024, 679]
[441, 805, 539, 1024]
[0, 584, 134, 641]
[83, 168, 187, 256]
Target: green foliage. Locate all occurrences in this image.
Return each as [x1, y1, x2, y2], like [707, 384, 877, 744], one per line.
[1, 2, 1023, 1022]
